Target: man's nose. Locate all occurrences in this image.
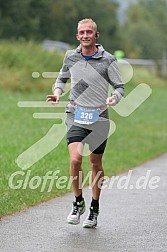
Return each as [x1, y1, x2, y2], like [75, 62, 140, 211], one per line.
[83, 32, 88, 37]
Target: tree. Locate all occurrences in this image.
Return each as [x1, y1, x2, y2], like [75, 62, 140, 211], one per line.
[0, 0, 51, 40]
[118, 0, 167, 59]
[0, 0, 120, 52]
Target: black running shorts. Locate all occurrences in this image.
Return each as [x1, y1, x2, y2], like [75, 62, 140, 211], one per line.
[66, 115, 110, 154]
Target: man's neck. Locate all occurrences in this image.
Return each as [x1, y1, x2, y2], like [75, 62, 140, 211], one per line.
[81, 45, 97, 56]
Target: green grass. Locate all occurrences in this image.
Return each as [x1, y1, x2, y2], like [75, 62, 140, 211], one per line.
[0, 41, 167, 218]
[0, 84, 167, 218]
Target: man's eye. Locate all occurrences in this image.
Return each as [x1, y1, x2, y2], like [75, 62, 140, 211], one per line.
[87, 31, 93, 35]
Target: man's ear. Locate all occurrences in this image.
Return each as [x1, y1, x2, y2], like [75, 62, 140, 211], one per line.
[95, 32, 100, 39]
[76, 34, 80, 41]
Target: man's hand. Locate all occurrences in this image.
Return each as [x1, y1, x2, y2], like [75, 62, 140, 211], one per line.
[46, 95, 60, 105]
[46, 88, 62, 105]
[106, 95, 117, 106]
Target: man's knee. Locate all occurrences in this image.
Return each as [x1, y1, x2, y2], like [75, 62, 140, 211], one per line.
[90, 159, 103, 172]
[70, 158, 82, 169]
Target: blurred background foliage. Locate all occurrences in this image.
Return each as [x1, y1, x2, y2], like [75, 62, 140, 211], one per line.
[0, 0, 167, 92]
[0, 0, 167, 59]
[119, 0, 167, 59]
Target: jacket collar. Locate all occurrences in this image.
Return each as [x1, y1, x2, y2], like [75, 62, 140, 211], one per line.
[76, 44, 104, 58]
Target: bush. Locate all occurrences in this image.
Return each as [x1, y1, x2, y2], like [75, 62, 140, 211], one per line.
[0, 40, 64, 91]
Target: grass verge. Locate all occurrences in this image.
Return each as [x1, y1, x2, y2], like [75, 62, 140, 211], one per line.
[0, 82, 167, 217]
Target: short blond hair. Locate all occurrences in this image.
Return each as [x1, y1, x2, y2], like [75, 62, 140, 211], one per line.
[77, 18, 97, 32]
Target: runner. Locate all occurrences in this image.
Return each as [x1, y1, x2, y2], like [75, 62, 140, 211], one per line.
[47, 18, 124, 228]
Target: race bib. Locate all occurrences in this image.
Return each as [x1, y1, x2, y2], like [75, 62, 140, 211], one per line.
[74, 106, 99, 125]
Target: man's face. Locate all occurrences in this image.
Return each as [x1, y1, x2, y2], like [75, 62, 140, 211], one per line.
[76, 22, 99, 48]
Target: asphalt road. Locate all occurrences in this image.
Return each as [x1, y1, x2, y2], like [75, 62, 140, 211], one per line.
[0, 153, 167, 252]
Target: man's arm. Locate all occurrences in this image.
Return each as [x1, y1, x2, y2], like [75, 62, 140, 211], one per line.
[47, 51, 70, 104]
[107, 57, 124, 106]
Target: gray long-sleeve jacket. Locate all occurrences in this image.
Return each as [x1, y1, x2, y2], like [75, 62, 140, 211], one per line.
[53, 44, 124, 110]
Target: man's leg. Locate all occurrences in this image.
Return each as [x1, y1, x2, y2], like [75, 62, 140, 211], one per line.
[67, 142, 86, 224]
[89, 153, 104, 201]
[83, 152, 105, 228]
[68, 142, 84, 197]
